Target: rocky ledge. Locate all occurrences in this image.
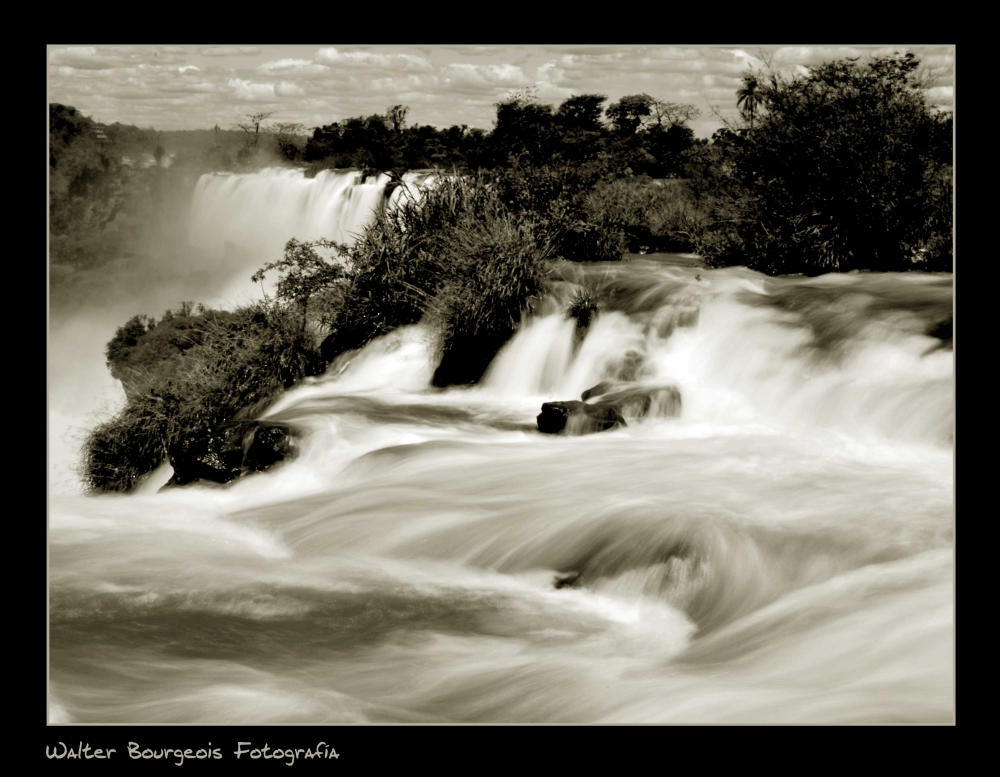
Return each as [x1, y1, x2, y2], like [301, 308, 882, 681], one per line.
[537, 382, 681, 436]
[164, 420, 295, 488]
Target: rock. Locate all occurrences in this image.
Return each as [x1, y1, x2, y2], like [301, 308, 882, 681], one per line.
[166, 428, 242, 486]
[537, 400, 626, 435]
[243, 424, 294, 472]
[553, 571, 581, 589]
[580, 383, 682, 420]
[165, 421, 294, 488]
[580, 380, 621, 401]
[606, 350, 645, 382]
[927, 316, 953, 348]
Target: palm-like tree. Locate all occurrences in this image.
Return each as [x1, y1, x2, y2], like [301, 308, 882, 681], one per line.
[737, 73, 761, 130]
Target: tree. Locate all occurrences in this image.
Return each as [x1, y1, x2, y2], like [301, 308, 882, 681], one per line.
[706, 51, 953, 274]
[605, 94, 654, 137]
[233, 112, 274, 149]
[251, 239, 346, 331]
[272, 122, 306, 160]
[554, 94, 607, 162]
[49, 103, 126, 233]
[736, 73, 762, 130]
[644, 123, 696, 177]
[556, 94, 607, 133]
[650, 100, 700, 129]
[105, 314, 153, 377]
[490, 91, 555, 166]
[385, 105, 408, 133]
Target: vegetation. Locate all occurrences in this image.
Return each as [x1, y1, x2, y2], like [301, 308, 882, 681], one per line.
[50, 103, 128, 234]
[306, 175, 553, 386]
[566, 286, 601, 333]
[84, 302, 323, 492]
[697, 52, 952, 273]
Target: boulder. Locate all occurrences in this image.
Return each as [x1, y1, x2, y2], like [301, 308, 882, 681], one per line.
[927, 316, 953, 349]
[580, 383, 682, 420]
[553, 571, 581, 589]
[243, 423, 294, 472]
[580, 380, 620, 401]
[537, 400, 626, 435]
[165, 420, 294, 488]
[166, 428, 242, 486]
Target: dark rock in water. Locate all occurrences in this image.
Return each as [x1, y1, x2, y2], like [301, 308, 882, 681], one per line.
[166, 428, 242, 486]
[243, 424, 294, 472]
[537, 400, 626, 435]
[538, 381, 681, 436]
[927, 316, 953, 349]
[581, 383, 682, 420]
[554, 571, 581, 589]
[165, 421, 294, 488]
[657, 308, 700, 340]
[433, 329, 514, 388]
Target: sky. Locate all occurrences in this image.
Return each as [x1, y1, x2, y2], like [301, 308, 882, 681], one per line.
[48, 45, 955, 138]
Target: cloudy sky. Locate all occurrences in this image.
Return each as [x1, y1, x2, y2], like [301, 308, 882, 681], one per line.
[48, 45, 954, 138]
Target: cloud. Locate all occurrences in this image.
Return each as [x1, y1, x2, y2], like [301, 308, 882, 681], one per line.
[201, 46, 261, 57]
[275, 81, 305, 97]
[49, 45, 187, 70]
[540, 45, 623, 57]
[925, 85, 954, 106]
[314, 47, 431, 71]
[257, 59, 329, 76]
[445, 63, 528, 89]
[440, 46, 513, 57]
[228, 78, 275, 102]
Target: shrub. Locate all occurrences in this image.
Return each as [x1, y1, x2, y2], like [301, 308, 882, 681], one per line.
[491, 161, 630, 262]
[428, 211, 551, 386]
[318, 174, 552, 385]
[583, 177, 710, 253]
[318, 177, 477, 359]
[566, 286, 601, 338]
[83, 302, 324, 492]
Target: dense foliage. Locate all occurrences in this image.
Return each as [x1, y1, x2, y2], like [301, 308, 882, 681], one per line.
[49, 104, 126, 234]
[84, 303, 324, 492]
[698, 52, 953, 273]
[298, 175, 553, 386]
[301, 92, 703, 181]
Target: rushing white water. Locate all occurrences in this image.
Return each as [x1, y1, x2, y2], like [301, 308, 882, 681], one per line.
[49, 170, 954, 724]
[188, 168, 427, 275]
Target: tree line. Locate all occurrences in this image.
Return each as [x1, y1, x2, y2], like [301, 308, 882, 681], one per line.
[297, 91, 702, 181]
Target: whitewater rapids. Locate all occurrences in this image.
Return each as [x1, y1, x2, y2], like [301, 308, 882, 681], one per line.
[48, 169, 953, 724]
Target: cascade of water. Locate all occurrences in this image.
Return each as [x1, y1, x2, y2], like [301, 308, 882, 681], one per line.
[49, 169, 953, 724]
[478, 270, 953, 445]
[189, 168, 385, 258]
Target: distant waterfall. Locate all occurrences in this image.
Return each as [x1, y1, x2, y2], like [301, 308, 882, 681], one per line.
[188, 167, 427, 261]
